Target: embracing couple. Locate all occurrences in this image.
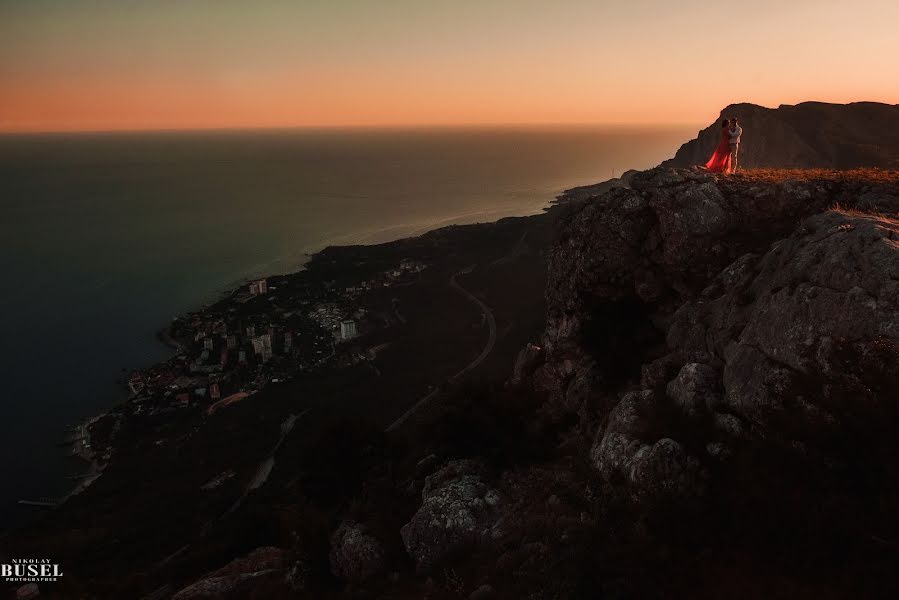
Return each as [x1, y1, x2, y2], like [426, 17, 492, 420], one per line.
[704, 118, 742, 174]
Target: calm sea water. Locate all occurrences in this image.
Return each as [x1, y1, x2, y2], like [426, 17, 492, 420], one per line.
[0, 126, 695, 528]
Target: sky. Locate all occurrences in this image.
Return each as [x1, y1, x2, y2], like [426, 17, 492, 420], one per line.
[1, 0, 898, 132]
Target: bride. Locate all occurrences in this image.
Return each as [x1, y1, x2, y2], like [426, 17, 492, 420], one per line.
[704, 119, 733, 173]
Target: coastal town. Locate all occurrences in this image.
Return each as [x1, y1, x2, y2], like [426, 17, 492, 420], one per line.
[131, 258, 427, 417]
[71, 257, 428, 482]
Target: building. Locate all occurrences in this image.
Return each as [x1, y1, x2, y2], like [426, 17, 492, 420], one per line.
[248, 278, 268, 295]
[252, 334, 273, 362]
[128, 372, 145, 396]
[203, 338, 214, 350]
[226, 335, 237, 350]
[283, 331, 293, 352]
[210, 383, 221, 400]
[340, 320, 357, 340]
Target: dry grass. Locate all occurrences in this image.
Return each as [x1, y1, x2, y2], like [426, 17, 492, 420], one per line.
[724, 168, 899, 185]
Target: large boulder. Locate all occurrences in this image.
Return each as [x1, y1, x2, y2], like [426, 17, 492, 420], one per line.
[400, 460, 503, 572]
[666, 363, 721, 417]
[590, 391, 704, 503]
[329, 520, 387, 583]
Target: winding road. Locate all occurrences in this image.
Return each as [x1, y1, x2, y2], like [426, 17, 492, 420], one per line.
[386, 266, 496, 432]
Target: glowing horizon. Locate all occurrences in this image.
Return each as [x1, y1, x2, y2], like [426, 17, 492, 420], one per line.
[2, 0, 898, 133]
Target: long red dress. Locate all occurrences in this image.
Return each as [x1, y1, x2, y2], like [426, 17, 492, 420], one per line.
[705, 128, 732, 173]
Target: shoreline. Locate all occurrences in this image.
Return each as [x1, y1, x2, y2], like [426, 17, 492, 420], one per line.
[20, 169, 631, 528]
[33, 194, 581, 520]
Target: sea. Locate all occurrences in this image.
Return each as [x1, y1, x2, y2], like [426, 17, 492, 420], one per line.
[0, 125, 696, 529]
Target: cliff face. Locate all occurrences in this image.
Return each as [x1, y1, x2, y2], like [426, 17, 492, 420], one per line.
[662, 102, 899, 169]
[524, 168, 899, 593]
[537, 168, 899, 423]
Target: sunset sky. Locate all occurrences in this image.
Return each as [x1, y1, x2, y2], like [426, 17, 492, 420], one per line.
[2, 0, 898, 132]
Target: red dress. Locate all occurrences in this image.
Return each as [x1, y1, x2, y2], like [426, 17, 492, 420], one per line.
[705, 128, 732, 173]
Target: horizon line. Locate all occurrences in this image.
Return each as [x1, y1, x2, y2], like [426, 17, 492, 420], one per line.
[0, 120, 707, 137]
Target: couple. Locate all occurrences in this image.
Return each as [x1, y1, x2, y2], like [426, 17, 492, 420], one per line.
[705, 118, 742, 174]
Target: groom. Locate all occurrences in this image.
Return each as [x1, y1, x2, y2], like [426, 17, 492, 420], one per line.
[728, 118, 743, 172]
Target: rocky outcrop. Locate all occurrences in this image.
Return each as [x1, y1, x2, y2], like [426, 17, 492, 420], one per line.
[662, 101, 899, 170]
[590, 390, 705, 503]
[400, 460, 504, 572]
[667, 210, 899, 446]
[538, 166, 899, 508]
[329, 520, 387, 582]
[537, 167, 899, 423]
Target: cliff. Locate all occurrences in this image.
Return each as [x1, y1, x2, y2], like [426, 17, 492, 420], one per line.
[662, 102, 899, 169]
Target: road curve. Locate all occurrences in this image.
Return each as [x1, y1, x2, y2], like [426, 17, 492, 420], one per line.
[386, 267, 496, 433]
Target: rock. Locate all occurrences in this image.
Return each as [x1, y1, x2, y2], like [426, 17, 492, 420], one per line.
[640, 354, 684, 391]
[712, 412, 745, 438]
[401, 460, 503, 572]
[672, 210, 899, 445]
[536, 166, 895, 419]
[629, 438, 703, 503]
[590, 391, 704, 503]
[470, 583, 494, 599]
[666, 362, 721, 416]
[172, 547, 286, 600]
[329, 520, 387, 582]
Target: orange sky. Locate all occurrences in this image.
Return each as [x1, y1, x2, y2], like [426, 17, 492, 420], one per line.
[2, 0, 898, 132]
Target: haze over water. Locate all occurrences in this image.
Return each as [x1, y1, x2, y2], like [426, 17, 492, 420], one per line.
[0, 126, 694, 528]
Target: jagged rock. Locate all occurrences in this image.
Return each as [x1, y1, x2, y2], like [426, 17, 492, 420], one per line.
[400, 460, 503, 572]
[172, 547, 286, 600]
[538, 167, 899, 422]
[670, 210, 899, 444]
[590, 391, 704, 503]
[329, 520, 387, 582]
[666, 363, 721, 417]
[629, 438, 703, 503]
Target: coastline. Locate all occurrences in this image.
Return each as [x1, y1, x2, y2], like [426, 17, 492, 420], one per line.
[34, 198, 575, 519]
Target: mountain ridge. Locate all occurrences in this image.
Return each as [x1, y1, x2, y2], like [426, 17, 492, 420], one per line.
[662, 100, 899, 170]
